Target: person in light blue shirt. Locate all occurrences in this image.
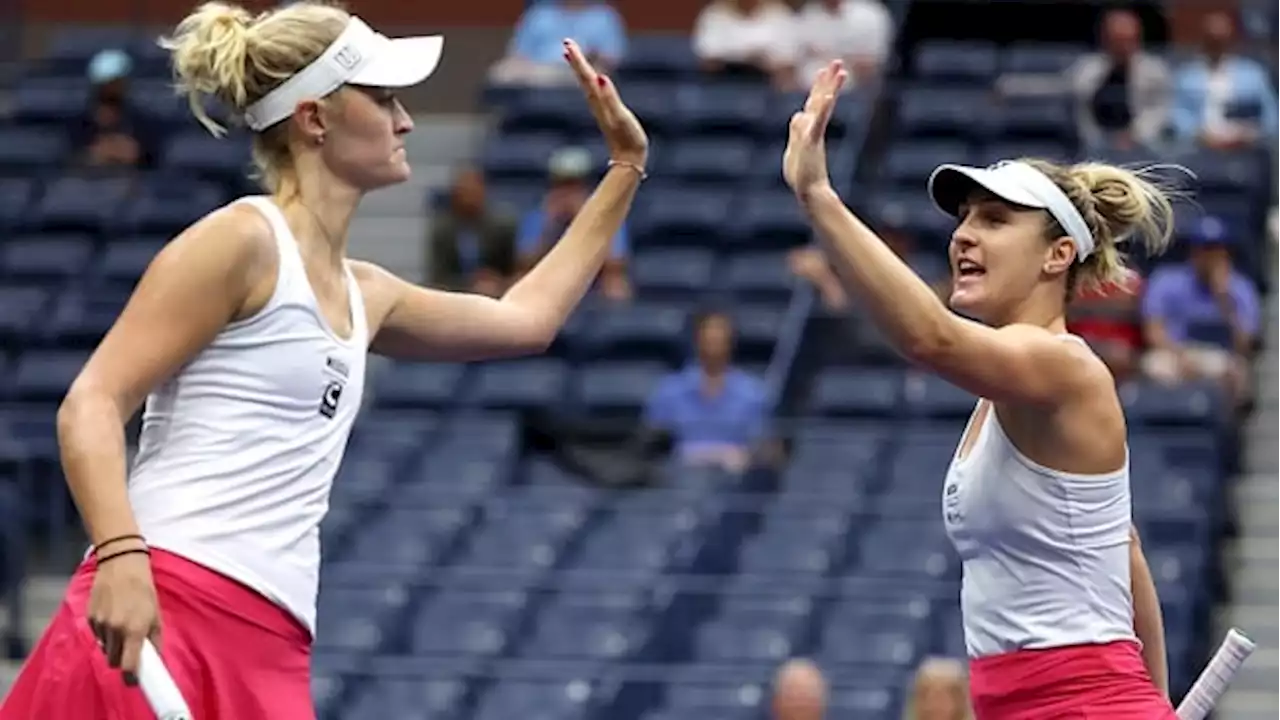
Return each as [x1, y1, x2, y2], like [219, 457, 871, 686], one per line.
[1140, 215, 1258, 401]
[1170, 10, 1278, 150]
[517, 146, 631, 300]
[644, 311, 768, 473]
[491, 1, 628, 86]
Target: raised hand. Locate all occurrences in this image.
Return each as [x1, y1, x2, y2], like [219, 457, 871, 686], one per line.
[563, 39, 648, 168]
[783, 61, 848, 199]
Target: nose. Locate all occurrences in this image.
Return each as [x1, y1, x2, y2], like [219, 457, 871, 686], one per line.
[394, 100, 414, 134]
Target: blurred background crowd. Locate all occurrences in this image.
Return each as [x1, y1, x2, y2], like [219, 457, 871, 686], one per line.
[0, 0, 1275, 719]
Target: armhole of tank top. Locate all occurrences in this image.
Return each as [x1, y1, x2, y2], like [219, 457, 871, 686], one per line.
[225, 196, 293, 331]
[340, 261, 369, 343]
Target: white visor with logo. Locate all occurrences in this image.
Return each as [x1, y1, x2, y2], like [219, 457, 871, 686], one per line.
[243, 17, 444, 131]
[927, 161, 1096, 261]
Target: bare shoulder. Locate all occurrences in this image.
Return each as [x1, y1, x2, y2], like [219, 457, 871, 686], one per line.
[1000, 322, 1114, 385]
[347, 259, 407, 330]
[168, 201, 277, 279]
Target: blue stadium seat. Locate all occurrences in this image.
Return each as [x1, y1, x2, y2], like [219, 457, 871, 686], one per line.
[659, 138, 754, 184]
[481, 133, 564, 181]
[869, 191, 956, 246]
[564, 511, 693, 573]
[468, 359, 568, 410]
[0, 127, 69, 174]
[40, 28, 140, 75]
[342, 669, 470, 720]
[0, 286, 51, 345]
[1121, 381, 1223, 427]
[502, 88, 594, 135]
[977, 140, 1073, 165]
[12, 351, 87, 399]
[622, 83, 686, 137]
[694, 596, 809, 663]
[376, 363, 466, 408]
[98, 237, 167, 284]
[121, 178, 223, 234]
[1000, 44, 1086, 74]
[914, 41, 999, 84]
[585, 302, 689, 363]
[473, 679, 596, 720]
[46, 290, 128, 349]
[731, 304, 786, 363]
[986, 97, 1074, 141]
[313, 583, 408, 655]
[678, 84, 769, 135]
[11, 78, 88, 124]
[723, 252, 792, 302]
[897, 87, 988, 139]
[619, 36, 699, 80]
[31, 177, 131, 233]
[575, 362, 667, 414]
[729, 189, 811, 251]
[632, 188, 734, 249]
[1, 234, 94, 282]
[162, 131, 253, 181]
[882, 142, 973, 186]
[901, 373, 975, 420]
[631, 248, 717, 300]
[450, 506, 584, 571]
[410, 588, 527, 657]
[809, 368, 902, 417]
[517, 591, 647, 660]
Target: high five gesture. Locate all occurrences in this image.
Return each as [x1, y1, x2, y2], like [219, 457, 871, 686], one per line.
[783, 60, 849, 200]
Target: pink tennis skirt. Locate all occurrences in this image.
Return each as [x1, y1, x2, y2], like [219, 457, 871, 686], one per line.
[968, 640, 1178, 720]
[0, 548, 314, 720]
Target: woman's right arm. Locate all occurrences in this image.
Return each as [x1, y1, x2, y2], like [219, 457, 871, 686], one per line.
[60, 204, 274, 547]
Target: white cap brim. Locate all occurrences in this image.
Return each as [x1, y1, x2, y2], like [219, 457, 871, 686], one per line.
[349, 35, 444, 89]
[927, 163, 1049, 218]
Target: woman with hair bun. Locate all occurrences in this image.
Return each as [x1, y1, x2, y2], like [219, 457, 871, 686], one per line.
[782, 63, 1180, 719]
[0, 2, 647, 718]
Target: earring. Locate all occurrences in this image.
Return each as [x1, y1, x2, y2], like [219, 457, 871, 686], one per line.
[316, 134, 325, 146]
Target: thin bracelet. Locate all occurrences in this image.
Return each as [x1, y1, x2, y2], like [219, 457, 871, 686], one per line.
[607, 159, 647, 181]
[94, 534, 146, 555]
[96, 547, 151, 566]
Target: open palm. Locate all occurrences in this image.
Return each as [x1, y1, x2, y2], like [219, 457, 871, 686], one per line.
[782, 61, 848, 198]
[563, 39, 648, 167]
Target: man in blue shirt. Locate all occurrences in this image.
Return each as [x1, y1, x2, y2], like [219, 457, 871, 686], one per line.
[490, 0, 628, 87]
[1140, 215, 1258, 402]
[644, 311, 768, 473]
[517, 146, 631, 300]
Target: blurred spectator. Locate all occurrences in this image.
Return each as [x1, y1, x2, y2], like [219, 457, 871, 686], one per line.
[644, 310, 767, 473]
[902, 657, 972, 720]
[1067, 9, 1171, 153]
[71, 49, 155, 170]
[793, 0, 893, 90]
[517, 147, 631, 301]
[693, 0, 797, 89]
[1068, 272, 1144, 382]
[428, 167, 517, 295]
[789, 225, 947, 311]
[1141, 216, 1258, 402]
[1170, 9, 1278, 151]
[490, 0, 627, 87]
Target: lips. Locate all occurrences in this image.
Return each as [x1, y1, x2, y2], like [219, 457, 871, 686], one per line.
[955, 258, 985, 278]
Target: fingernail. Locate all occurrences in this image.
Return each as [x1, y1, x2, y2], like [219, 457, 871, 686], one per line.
[597, 75, 607, 87]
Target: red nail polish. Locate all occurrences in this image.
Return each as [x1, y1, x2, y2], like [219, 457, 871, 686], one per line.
[597, 75, 607, 87]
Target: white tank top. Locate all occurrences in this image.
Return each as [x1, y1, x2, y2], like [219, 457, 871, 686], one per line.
[941, 343, 1134, 658]
[127, 196, 367, 634]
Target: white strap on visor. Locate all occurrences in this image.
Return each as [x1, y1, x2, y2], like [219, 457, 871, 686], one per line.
[242, 17, 443, 131]
[928, 161, 1097, 261]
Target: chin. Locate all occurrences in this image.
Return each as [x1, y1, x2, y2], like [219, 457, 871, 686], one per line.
[948, 290, 990, 322]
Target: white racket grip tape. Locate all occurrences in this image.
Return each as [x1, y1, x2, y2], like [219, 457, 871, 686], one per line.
[138, 639, 193, 720]
[1175, 628, 1256, 720]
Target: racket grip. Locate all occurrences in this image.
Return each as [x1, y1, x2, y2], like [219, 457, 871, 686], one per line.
[138, 639, 194, 720]
[1175, 628, 1256, 720]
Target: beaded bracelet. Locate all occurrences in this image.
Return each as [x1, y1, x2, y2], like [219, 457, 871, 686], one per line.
[607, 159, 648, 181]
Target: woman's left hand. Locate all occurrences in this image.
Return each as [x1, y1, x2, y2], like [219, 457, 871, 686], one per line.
[783, 60, 848, 201]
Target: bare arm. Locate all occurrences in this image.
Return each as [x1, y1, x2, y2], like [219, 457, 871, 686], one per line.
[58, 205, 273, 546]
[802, 186, 1101, 404]
[359, 164, 641, 361]
[1130, 524, 1170, 696]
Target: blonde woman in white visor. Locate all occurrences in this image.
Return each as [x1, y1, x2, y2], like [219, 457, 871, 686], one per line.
[781, 63, 1180, 719]
[0, 2, 647, 718]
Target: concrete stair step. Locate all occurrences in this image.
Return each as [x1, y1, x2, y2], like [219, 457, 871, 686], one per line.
[1224, 606, 1280, 633]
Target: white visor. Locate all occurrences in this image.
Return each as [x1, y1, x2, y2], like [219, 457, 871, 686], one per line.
[242, 17, 444, 132]
[927, 161, 1096, 261]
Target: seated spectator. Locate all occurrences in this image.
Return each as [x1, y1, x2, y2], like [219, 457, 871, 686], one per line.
[517, 146, 631, 301]
[903, 657, 972, 720]
[490, 0, 627, 88]
[792, 0, 893, 91]
[71, 49, 156, 170]
[789, 224, 947, 311]
[427, 167, 517, 295]
[1171, 9, 1278, 151]
[693, 0, 797, 89]
[1067, 9, 1171, 153]
[1141, 216, 1258, 403]
[1068, 271, 1144, 382]
[644, 310, 768, 473]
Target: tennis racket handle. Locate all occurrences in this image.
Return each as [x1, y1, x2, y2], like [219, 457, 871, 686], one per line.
[1175, 628, 1256, 720]
[138, 639, 194, 720]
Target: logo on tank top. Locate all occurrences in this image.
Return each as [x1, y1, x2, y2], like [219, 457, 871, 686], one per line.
[318, 355, 349, 420]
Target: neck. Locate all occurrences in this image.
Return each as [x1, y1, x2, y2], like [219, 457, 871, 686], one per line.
[274, 162, 361, 268]
[999, 287, 1068, 332]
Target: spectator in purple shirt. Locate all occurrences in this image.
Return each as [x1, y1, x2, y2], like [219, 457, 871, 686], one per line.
[1140, 215, 1258, 402]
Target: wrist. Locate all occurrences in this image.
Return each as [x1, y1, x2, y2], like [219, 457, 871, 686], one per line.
[796, 182, 839, 209]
